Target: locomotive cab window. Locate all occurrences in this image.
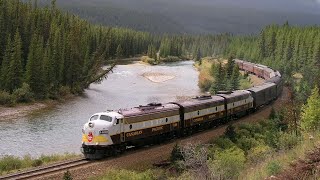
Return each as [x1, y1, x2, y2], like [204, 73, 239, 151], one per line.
[90, 115, 99, 121]
[100, 115, 113, 122]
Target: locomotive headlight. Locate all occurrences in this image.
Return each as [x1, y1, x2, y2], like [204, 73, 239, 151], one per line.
[88, 122, 94, 128]
[99, 130, 109, 134]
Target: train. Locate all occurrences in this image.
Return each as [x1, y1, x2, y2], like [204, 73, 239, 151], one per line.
[81, 60, 283, 160]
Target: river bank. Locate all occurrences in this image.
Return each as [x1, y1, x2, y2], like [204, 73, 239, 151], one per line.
[0, 94, 77, 121]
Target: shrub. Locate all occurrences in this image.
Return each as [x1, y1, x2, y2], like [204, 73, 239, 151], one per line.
[59, 86, 71, 97]
[247, 144, 272, 164]
[32, 159, 43, 167]
[278, 132, 300, 150]
[63, 170, 73, 180]
[212, 137, 235, 150]
[12, 83, 34, 103]
[235, 137, 260, 153]
[224, 125, 237, 142]
[171, 143, 184, 163]
[239, 78, 252, 89]
[0, 156, 22, 174]
[162, 56, 180, 62]
[0, 91, 14, 106]
[264, 130, 280, 149]
[266, 161, 282, 176]
[141, 56, 158, 65]
[198, 78, 213, 92]
[214, 147, 246, 179]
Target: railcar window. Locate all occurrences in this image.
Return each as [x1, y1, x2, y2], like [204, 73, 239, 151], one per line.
[100, 115, 113, 122]
[90, 115, 99, 121]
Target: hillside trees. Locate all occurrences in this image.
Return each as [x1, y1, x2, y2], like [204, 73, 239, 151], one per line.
[0, 0, 154, 102]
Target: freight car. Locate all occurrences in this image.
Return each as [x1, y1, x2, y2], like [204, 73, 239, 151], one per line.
[81, 60, 283, 160]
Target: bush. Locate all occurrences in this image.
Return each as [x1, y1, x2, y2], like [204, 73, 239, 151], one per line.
[214, 147, 246, 179]
[162, 56, 180, 62]
[141, 56, 158, 65]
[247, 144, 272, 164]
[198, 78, 213, 92]
[266, 161, 282, 176]
[212, 137, 235, 150]
[32, 159, 43, 167]
[171, 143, 184, 163]
[278, 132, 300, 150]
[235, 137, 261, 153]
[239, 78, 252, 89]
[59, 86, 71, 97]
[12, 83, 34, 103]
[0, 156, 22, 174]
[0, 91, 14, 106]
[224, 125, 237, 142]
[63, 170, 73, 180]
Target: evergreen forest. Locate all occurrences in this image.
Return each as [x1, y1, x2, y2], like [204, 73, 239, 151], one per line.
[0, 0, 154, 103]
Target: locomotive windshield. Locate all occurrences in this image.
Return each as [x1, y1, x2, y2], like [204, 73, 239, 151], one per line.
[90, 115, 99, 121]
[100, 115, 113, 122]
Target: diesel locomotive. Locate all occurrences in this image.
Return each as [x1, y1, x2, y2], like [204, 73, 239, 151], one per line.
[81, 60, 283, 160]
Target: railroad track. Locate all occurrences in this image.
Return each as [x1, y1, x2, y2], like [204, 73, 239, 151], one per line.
[0, 158, 91, 180]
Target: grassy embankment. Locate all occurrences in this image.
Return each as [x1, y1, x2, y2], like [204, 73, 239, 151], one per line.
[195, 57, 252, 92]
[0, 153, 80, 176]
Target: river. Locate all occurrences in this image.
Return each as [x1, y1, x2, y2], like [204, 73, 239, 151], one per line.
[0, 61, 200, 157]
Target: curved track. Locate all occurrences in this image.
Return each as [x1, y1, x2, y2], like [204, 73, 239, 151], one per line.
[0, 158, 90, 180]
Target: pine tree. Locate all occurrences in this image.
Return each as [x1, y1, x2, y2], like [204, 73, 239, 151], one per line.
[226, 56, 235, 79]
[231, 64, 240, 90]
[0, 37, 12, 91]
[7, 30, 24, 92]
[210, 62, 225, 94]
[25, 35, 45, 98]
[116, 44, 123, 59]
[300, 86, 320, 131]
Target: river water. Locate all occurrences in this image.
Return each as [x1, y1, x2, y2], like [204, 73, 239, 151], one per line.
[0, 61, 200, 157]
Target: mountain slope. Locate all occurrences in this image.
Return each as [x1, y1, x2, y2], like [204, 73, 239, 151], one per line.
[44, 0, 320, 34]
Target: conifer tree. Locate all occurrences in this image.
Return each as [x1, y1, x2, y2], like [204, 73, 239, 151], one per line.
[116, 44, 123, 59]
[231, 64, 240, 90]
[300, 86, 320, 131]
[7, 30, 24, 92]
[25, 35, 45, 98]
[0, 37, 12, 91]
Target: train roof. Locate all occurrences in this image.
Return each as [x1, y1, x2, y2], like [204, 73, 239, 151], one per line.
[216, 90, 251, 102]
[266, 76, 282, 84]
[178, 95, 225, 107]
[119, 103, 179, 117]
[247, 83, 276, 93]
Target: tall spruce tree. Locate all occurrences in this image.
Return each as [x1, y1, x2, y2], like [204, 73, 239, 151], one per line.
[0, 37, 12, 91]
[25, 35, 45, 98]
[7, 30, 24, 92]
